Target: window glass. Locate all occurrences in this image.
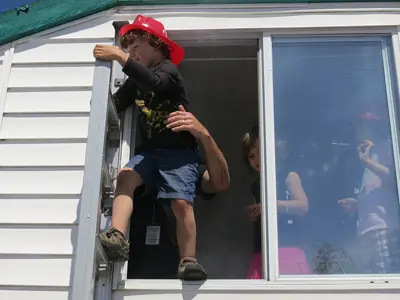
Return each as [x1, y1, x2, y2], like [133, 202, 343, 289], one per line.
[271, 37, 400, 275]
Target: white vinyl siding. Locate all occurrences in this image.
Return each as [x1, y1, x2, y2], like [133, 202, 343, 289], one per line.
[0, 290, 70, 300]
[8, 65, 95, 88]
[0, 143, 86, 166]
[12, 41, 110, 64]
[0, 227, 76, 254]
[0, 258, 72, 286]
[0, 197, 80, 224]
[0, 16, 113, 300]
[4, 90, 92, 113]
[0, 170, 84, 194]
[0, 116, 89, 139]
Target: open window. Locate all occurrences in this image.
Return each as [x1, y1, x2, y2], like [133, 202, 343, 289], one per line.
[126, 38, 260, 279]
[109, 23, 400, 285]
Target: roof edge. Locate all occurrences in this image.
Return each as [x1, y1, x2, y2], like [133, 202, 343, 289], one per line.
[0, 0, 117, 46]
[1, 0, 400, 46]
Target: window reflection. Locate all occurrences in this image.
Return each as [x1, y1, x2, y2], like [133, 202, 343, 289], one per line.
[272, 38, 400, 275]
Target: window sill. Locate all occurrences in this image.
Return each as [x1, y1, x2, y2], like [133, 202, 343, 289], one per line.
[119, 279, 400, 292]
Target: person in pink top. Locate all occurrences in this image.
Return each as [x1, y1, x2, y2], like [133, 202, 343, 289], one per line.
[242, 125, 311, 278]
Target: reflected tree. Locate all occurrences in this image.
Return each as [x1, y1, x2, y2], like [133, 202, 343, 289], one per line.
[312, 243, 356, 274]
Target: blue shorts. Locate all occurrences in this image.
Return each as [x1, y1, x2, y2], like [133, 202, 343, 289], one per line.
[124, 148, 200, 203]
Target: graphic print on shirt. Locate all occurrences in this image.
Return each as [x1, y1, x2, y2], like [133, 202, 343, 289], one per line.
[135, 89, 177, 140]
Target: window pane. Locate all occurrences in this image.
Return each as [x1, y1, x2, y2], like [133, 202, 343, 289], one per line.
[272, 38, 400, 275]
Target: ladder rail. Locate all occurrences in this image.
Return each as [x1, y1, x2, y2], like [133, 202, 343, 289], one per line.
[71, 59, 113, 300]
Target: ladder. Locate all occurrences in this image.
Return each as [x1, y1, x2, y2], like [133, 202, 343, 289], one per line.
[68, 57, 119, 300]
[67, 21, 132, 300]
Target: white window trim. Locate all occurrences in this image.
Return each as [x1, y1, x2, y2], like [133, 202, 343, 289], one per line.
[259, 33, 276, 281]
[388, 29, 400, 210]
[120, 278, 400, 291]
[104, 3, 400, 292]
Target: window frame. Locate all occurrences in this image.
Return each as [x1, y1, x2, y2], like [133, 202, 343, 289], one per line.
[112, 3, 400, 291]
[267, 35, 400, 282]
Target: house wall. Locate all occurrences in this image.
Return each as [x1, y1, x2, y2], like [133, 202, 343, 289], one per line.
[2, 2, 400, 300]
[0, 15, 114, 300]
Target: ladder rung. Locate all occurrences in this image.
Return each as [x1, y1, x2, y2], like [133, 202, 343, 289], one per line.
[108, 92, 120, 129]
[106, 125, 120, 144]
[102, 162, 115, 194]
[95, 236, 109, 268]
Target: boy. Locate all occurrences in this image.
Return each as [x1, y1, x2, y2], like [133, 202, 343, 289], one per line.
[93, 14, 206, 280]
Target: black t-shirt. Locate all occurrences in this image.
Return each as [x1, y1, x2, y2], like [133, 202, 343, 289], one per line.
[252, 168, 303, 253]
[113, 58, 196, 151]
[128, 164, 215, 279]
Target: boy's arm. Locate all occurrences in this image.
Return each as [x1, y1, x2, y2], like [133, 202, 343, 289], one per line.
[120, 57, 177, 92]
[112, 78, 137, 113]
[93, 45, 175, 93]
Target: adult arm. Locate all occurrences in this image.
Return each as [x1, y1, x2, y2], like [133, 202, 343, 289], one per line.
[195, 165, 216, 200]
[166, 106, 230, 193]
[199, 133, 230, 193]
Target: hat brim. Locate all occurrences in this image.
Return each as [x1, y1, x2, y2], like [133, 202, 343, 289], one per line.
[119, 23, 184, 65]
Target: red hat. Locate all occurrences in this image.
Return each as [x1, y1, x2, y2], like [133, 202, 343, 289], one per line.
[119, 14, 184, 65]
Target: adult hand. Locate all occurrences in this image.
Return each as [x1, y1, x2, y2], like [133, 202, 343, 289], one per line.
[165, 105, 209, 140]
[246, 204, 261, 221]
[357, 140, 374, 161]
[93, 44, 125, 61]
[338, 198, 358, 214]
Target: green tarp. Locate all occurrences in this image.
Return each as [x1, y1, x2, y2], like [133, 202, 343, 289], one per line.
[0, 0, 399, 46]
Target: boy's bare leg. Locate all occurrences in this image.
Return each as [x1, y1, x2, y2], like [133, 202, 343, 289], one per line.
[99, 168, 143, 262]
[112, 168, 143, 236]
[171, 199, 196, 258]
[171, 199, 206, 280]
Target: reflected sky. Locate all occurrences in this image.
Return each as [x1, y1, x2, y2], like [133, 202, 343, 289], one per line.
[272, 38, 400, 275]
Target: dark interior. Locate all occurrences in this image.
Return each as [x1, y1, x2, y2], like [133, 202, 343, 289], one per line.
[128, 41, 259, 279]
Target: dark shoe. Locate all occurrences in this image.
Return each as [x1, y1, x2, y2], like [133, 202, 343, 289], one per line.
[178, 257, 207, 281]
[99, 227, 130, 262]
